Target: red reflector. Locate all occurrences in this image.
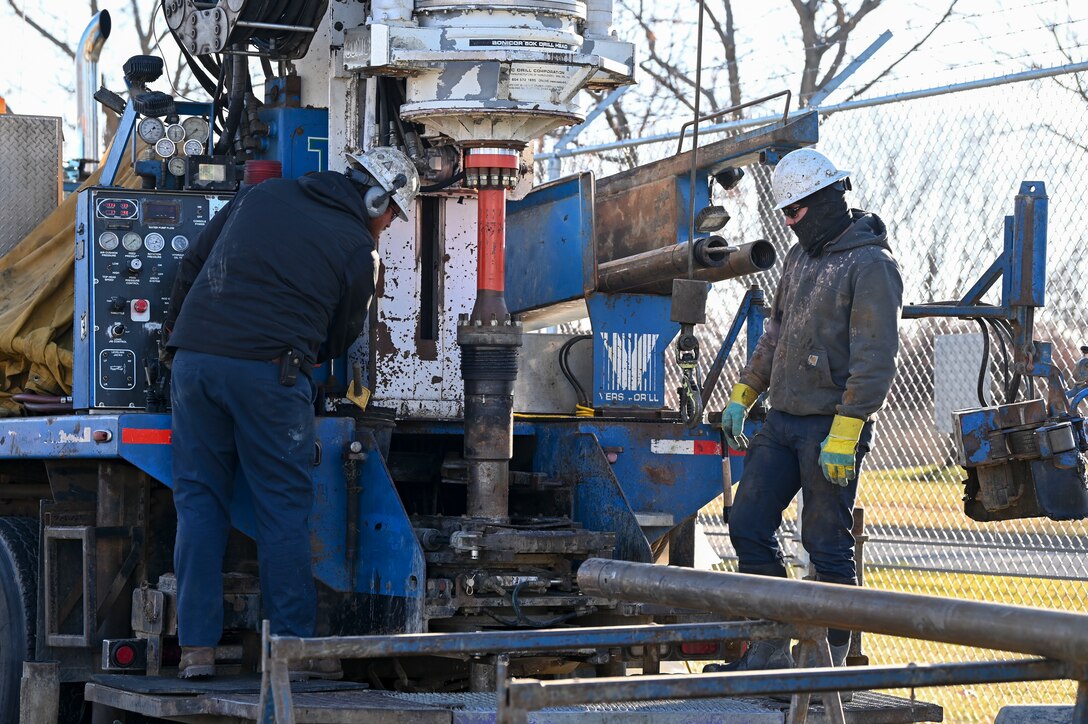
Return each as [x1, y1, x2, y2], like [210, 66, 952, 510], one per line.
[693, 440, 721, 455]
[114, 644, 136, 666]
[121, 428, 172, 444]
[680, 641, 720, 656]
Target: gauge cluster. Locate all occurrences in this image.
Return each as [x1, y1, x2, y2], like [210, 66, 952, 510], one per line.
[140, 114, 211, 181]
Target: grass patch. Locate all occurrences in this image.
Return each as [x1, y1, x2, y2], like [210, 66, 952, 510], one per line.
[862, 567, 1088, 723]
[701, 464, 1088, 538]
[699, 562, 1087, 721]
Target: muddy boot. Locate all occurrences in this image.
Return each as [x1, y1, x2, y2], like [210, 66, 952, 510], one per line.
[178, 647, 215, 679]
[703, 638, 793, 673]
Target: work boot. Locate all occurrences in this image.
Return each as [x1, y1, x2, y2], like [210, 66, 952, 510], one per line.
[812, 641, 854, 705]
[829, 641, 850, 667]
[178, 647, 215, 679]
[703, 638, 793, 673]
[287, 657, 343, 681]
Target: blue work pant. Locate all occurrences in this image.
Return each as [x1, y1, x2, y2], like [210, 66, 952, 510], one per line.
[171, 349, 317, 647]
[729, 409, 874, 585]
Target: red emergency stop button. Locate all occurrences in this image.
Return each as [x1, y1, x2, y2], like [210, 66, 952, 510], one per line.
[133, 299, 149, 314]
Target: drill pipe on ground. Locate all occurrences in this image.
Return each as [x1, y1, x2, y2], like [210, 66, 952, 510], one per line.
[596, 239, 775, 294]
[576, 558, 1088, 663]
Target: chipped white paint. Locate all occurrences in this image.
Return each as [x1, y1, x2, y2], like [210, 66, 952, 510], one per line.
[448, 66, 483, 98]
[374, 196, 475, 416]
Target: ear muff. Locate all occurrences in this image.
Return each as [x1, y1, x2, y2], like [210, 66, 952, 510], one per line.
[364, 186, 391, 219]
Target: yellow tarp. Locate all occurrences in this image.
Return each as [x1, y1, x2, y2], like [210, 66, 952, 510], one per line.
[0, 141, 140, 416]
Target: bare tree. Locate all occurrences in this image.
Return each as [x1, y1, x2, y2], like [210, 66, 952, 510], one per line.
[6, 0, 198, 143]
[1037, 10, 1088, 154]
[577, 0, 963, 154]
[791, 0, 884, 106]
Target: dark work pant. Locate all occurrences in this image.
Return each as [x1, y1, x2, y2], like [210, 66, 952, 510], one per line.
[171, 349, 317, 647]
[729, 409, 873, 584]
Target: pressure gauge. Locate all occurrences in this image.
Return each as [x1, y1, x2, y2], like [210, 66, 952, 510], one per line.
[98, 231, 119, 251]
[182, 116, 209, 142]
[165, 123, 186, 143]
[143, 233, 165, 253]
[137, 117, 165, 144]
[171, 235, 189, 252]
[122, 232, 143, 252]
[182, 139, 204, 157]
[154, 138, 175, 158]
[167, 156, 188, 176]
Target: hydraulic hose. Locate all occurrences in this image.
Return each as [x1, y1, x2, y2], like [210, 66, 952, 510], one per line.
[214, 53, 247, 155]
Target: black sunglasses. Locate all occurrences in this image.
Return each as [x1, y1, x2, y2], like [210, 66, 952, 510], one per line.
[782, 204, 805, 219]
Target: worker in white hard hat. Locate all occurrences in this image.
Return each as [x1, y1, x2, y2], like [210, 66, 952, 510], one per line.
[714, 148, 903, 676]
[163, 146, 420, 681]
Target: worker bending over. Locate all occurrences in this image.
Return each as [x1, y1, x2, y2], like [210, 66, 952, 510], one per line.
[164, 148, 420, 679]
[721, 148, 903, 671]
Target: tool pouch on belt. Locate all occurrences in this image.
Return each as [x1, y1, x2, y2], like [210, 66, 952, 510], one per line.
[278, 349, 304, 387]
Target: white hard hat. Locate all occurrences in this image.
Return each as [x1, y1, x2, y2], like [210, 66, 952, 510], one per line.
[346, 147, 421, 220]
[770, 148, 850, 210]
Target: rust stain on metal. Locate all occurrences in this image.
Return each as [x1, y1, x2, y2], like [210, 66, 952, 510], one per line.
[416, 338, 438, 361]
[643, 465, 677, 486]
[375, 321, 396, 356]
[375, 263, 386, 297]
[595, 177, 678, 263]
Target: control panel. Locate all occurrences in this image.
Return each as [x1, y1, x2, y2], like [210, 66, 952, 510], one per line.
[74, 188, 232, 410]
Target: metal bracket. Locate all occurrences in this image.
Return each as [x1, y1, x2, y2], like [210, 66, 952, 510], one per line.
[44, 525, 96, 647]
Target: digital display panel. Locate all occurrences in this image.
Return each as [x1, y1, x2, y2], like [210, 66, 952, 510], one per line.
[143, 200, 181, 226]
[96, 198, 139, 220]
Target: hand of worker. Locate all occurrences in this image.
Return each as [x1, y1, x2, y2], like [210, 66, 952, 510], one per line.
[819, 415, 866, 486]
[722, 383, 759, 451]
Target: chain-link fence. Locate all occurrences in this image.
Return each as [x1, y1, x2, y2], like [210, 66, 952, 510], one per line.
[551, 71, 1088, 722]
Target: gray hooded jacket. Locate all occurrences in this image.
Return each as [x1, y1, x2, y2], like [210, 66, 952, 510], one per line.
[739, 210, 903, 420]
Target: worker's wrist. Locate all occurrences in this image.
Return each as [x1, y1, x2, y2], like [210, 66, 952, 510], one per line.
[829, 414, 865, 440]
[728, 383, 759, 410]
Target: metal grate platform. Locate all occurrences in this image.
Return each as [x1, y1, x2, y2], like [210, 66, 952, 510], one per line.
[86, 676, 942, 723]
[388, 690, 943, 723]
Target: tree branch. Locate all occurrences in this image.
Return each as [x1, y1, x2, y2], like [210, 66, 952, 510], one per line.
[130, 0, 151, 54]
[845, 0, 960, 102]
[7, 0, 75, 59]
[1040, 123, 1088, 156]
[704, 1, 742, 112]
[621, 0, 719, 112]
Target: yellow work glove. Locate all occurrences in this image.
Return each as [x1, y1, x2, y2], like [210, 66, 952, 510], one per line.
[722, 383, 759, 451]
[819, 415, 865, 487]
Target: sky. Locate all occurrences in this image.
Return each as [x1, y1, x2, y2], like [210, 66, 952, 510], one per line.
[1, 0, 1086, 159]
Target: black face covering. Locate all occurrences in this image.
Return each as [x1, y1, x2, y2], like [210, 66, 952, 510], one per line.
[789, 183, 852, 256]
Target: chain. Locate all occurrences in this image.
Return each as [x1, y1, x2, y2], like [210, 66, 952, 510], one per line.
[676, 331, 702, 429]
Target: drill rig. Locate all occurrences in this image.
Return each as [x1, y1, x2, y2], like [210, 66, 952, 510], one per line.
[0, 1, 945, 721]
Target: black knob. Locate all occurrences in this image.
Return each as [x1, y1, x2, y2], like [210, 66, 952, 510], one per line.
[110, 296, 127, 312]
[127, 258, 143, 276]
[109, 323, 126, 339]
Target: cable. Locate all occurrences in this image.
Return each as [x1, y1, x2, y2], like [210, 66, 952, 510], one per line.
[421, 171, 464, 193]
[986, 319, 1011, 402]
[974, 319, 991, 406]
[558, 335, 592, 412]
[214, 53, 247, 155]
